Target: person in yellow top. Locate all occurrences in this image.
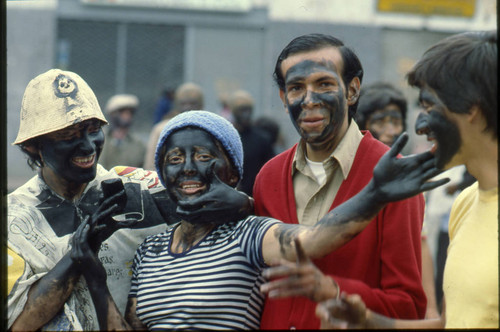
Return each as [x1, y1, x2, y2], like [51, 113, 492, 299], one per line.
[315, 30, 498, 329]
[444, 181, 498, 327]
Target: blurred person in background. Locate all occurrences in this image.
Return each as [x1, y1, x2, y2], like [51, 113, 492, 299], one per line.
[217, 92, 233, 123]
[355, 81, 439, 318]
[316, 30, 497, 329]
[144, 82, 204, 170]
[152, 87, 174, 125]
[228, 90, 275, 195]
[7, 69, 253, 331]
[355, 82, 406, 147]
[255, 115, 287, 154]
[99, 94, 146, 169]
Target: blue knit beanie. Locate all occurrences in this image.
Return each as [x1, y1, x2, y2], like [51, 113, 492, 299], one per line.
[155, 110, 244, 188]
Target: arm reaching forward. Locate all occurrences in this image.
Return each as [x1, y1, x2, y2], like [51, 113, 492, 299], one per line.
[262, 133, 449, 263]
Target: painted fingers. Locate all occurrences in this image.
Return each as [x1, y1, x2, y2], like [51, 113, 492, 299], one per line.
[71, 216, 91, 267]
[388, 132, 408, 158]
[260, 238, 335, 302]
[315, 293, 367, 329]
[417, 155, 450, 191]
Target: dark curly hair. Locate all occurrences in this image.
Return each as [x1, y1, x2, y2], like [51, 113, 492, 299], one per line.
[355, 82, 407, 131]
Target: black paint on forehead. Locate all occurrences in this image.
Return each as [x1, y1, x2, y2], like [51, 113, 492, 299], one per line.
[47, 119, 100, 139]
[285, 59, 340, 82]
[164, 127, 222, 153]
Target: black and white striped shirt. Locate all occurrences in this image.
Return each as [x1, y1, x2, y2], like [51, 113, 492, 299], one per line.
[129, 216, 280, 330]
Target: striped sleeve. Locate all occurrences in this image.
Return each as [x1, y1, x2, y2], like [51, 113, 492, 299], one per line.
[129, 240, 149, 298]
[237, 216, 281, 269]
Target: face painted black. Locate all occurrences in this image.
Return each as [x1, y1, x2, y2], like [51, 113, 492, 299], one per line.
[161, 128, 234, 204]
[415, 89, 461, 170]
[367, 107, 404, 147]
[39, 120, 104, 184]
[109, 109, 134, 129]
[284, 59, 347, 146]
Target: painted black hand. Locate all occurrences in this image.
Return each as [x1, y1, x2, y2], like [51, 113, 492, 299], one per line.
[88, 181, 138, 252]
[260, 237, 337, 302]
[70, 216, 107, 284]
[371, 132, 450, 203]
[176, 162, 253, 224]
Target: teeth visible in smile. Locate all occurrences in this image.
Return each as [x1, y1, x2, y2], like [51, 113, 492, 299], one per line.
[73, 155, 94, 163]
[182, 184, 201, 189]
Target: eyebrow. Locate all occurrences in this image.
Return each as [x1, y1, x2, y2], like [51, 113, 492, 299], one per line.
[370, 111, 402, 121]
[418, 89, 436, 105]
[165, 147, 182, 156]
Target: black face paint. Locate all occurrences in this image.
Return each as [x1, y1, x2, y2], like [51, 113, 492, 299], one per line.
[415, 89, 461, 170]
[284, 59, 347, 146]
[367, 108, 404, 147]
[161, 128, 233, 205]
[368, 110, 402, 124]
[39, 120, 104, 184]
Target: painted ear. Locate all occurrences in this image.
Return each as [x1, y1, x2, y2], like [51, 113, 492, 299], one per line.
[347, 77, 361, 106]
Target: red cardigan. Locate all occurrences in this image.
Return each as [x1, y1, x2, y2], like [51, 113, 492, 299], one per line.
[254, 131, 426, 329]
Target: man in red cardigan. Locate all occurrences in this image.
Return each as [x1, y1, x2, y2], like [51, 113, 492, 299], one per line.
[254, 33, 426, 329]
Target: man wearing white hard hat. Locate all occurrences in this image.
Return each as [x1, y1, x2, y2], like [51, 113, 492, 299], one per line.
[99, 94, 146, 169]
[7, 69, 253, 331]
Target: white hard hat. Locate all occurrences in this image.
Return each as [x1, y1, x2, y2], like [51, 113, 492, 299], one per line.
[105, 94, 139, 114]
[13, 69, 107, 145]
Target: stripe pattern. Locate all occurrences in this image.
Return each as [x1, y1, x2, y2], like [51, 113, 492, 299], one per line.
[129, 216, 280, 330]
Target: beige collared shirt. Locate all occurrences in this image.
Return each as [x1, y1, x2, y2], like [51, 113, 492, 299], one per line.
[292, 121, 363, 226]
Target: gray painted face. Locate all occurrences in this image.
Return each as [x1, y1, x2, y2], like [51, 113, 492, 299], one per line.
[415, 88, 461, 170]
[284, 59, 347, 147]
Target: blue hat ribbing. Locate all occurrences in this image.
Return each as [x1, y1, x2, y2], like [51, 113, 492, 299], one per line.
[155, 110, 244, 188]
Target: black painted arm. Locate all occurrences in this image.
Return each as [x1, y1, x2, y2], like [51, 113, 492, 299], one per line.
[10, 254, 80, 331]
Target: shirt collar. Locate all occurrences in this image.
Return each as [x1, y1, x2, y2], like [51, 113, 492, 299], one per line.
[292, 121, 363, 179]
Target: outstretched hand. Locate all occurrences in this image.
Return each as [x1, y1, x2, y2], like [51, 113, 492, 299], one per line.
[176, 161, 253, 224]
[371, 132, 449, 203]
